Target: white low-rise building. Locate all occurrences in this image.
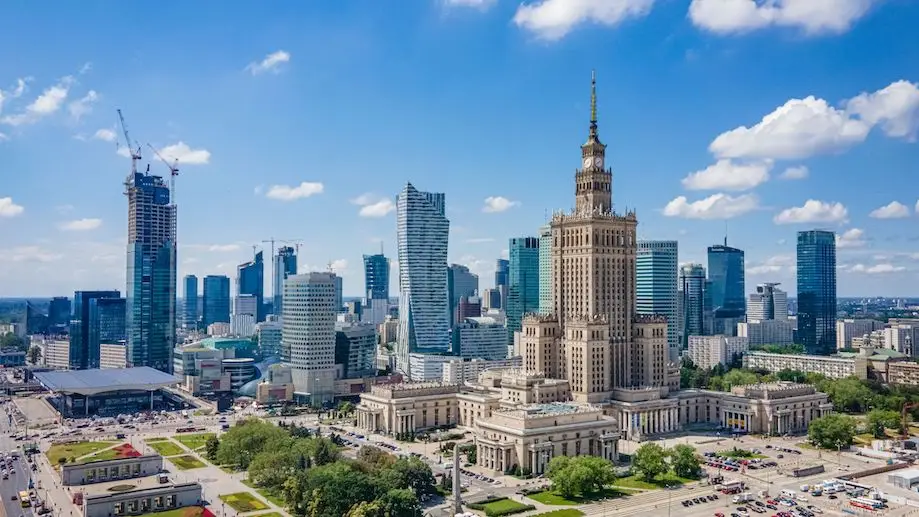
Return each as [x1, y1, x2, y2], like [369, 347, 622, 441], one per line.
[743, 350, 866, 379]
[442, 357, 522, 384]
[99, 343, 128, 369]
[687, 335, 748, 369]
[737, 319, 793, 347]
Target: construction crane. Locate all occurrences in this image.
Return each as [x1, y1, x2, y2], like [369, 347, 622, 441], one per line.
[900, 402, 919, 439]
[147, 143, 179, 204]
[280, 239, 304, 255]
[117, 109, 142, 174]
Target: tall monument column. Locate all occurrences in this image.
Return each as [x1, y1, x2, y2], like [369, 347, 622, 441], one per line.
[453, 444, 463, 514]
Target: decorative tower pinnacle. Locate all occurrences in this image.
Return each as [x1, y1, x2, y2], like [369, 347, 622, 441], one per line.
[575, 70, 611, 213]
[589, 69, 598, 141]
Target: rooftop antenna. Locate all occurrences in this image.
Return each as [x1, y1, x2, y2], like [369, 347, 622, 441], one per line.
[724, 220, 728, 247]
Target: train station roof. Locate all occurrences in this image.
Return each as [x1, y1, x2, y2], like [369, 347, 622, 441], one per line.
[34, 367, 180, 395]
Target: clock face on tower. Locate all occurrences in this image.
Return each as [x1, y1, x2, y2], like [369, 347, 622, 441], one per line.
[595, 157, 604, 168]
[583, 157, 592, 169]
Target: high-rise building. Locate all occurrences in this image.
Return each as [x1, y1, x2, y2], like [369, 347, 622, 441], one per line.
[538, 224, 553, 314]
[334, 275, 343, 313]
[272, 246, 297, 316]
[680, 263, 707, 347]
[70, 291, 122, 369]
[482, 288, 501, 311]
[362, 253, 390, 326]
[125, 170, 176, 373]
[707, 242, 745, 334]
[797, 230, 837, 355]
[495, 258, 509, 310]
[448, 264, 479, 326]
[637, 240, 679, 360]
[183, 275, 198, 329]
[506, 237, 540, 338]
[395, 183, 451, 378]
[281, 272, 338, 403]
[836, 318, 884, 350]
[237, 251, 264, 322]
[202, 275, 231, 327]
[455, 295, 482, 322]
[747, 283, 787, 321]
[48, 296, 72, 331]
[334, 322, 377, 379]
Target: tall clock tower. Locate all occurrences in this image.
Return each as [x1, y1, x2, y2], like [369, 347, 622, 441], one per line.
[575, 71, 612, 214]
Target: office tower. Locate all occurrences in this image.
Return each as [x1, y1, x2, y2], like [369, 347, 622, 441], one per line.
[507, 237, 540, 338]
[797, 230, 837, 355]
[70, 291, 122, 369]
[48, 296, 72, 331]
[237, 251, 264, 322]
[273, 246, 298, 316]
[452, 316, 508, 360]
[126, 169, 176, 373]
[281, 272, 338, 403]
[538, 225, 553, 314]
[448, 264, 479, 326]
[334, 322, 377, 379]
[256, 319, 283, 357]
[707, 242, 745, 335]
[395, 183, 451, 378]
[362, 253, 390, 326]
[495, 258, 509, 310]
[183, 275, 198, 329]
[680, 263, 707, 347]
[747, 283, 787, 321]
[455, 295, 482, 322]
[25, 302, 49, 335]
[89, 298, 127, 365]
[334, 276, 343, 313]
[637, 240, 679, 361]
[836, 318, 884, 350]
[202, 275, 231, 327]
[481, 288, 501, 311]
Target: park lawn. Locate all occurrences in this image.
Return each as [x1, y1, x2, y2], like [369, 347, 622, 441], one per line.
[853, 434, 874, 445]
[483, 498, 531, 514]
[146, 439, 185, 457]
[46, 441, 117, 464]
[533, 510, 585, 517]
[219, 492, 269, 513]
[242, 479, 285, 508]
[174, 433, 215, 451]
[170, 455, 206, 470]
[136, 507, 208, 517]
[528, 487, 625, 506]
[612, 473, 695, 490]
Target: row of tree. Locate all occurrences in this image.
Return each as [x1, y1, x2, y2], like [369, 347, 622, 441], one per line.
[632, 442, 701, 481]
[207, 418, 436, 517]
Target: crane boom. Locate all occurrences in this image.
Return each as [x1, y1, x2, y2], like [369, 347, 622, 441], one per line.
[116, 109, 142, 174]
[147, 143, 179, 204]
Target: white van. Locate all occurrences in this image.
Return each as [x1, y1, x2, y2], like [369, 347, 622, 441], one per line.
[780, 489, 796, 499]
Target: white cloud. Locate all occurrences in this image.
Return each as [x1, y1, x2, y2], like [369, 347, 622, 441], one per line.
[709, 80, 919, 161]
[466, 237, 495, 244]
[0, 78, 27, 115]
[68, 90, 98, 120]
[662, 193, 759, 220]
[330, 259, 348, 272]
[265, 182, 324, 201]
[513, 0, 655, 41]
[849, 263, 906, 274]
[59, 218, 102, 231]
[869, 201, 910, 219]
[246, 50, 291, 75]
[0, 197, 24, 217]
[779, 165, 808, 180]
[351, 193, 395, 218]
[916, 200, 919, 214]
[445, 0, 495, 8]
[836, 228, 866, 248]
[155, 142, 211, 165]
[774, 200, 847, 224]
[483, 196, 520, 213]
[688, 0, 877, 35]
[747, 254, 795, 275]
[0, 245, 62, 263]
[2, 76, 73, 126]
[681, 159, 771, 191]
[93, 128, 117, 142]
[183, 243, 242, 253]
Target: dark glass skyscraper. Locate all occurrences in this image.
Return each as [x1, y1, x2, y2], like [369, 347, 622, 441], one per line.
[203, 275, 231, 327]
[363, 253, 390, 300]
[237, 251, 265, 322]
[183, 275, 198, 329]
[126, 171, 176, 373]
[797, 230, 837, 355]
[507, 237, 539, 337]
[273, 246, 297, 316]
[70, 291, 121, 369]
[448, 264, 479, 326]
[48, 296, 72, 332]
[495, 258, 509, 310]
[707, 243, 745, 335]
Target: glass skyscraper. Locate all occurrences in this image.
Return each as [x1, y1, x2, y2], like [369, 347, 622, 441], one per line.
[679, 263, 707, 348]
[363, 253, 390, 300]
[203, 275, 231, 327]
[237, 251, 265, 322]
[448, 264, 478, 326]
[495, 258, 509, 309]
[126, 171, 176, 373]
[273, 246, 297, 316]
[538, 224, 553, 314]
[797, 230, 837, 355]
[396, 183, 450, 378]
[183, 275, 198, 329]
[507, 236, 540, 338]
[70, 290, 122, 369]
[637, 240, 679, 360]
[707, 243, 746, 335]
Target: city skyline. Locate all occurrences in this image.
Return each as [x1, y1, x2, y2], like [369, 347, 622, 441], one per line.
[1, 2, 919, 298]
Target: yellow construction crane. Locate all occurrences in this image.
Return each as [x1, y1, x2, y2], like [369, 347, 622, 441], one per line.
[117, 109, 142, 174]
[147, 143, 179, 204]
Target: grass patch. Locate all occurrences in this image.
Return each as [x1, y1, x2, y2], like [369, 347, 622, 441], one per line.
[219, 492, 269, 513]
[135, 507, 208, 517]
[527, 487, 625, 506]
[218, 464, 239, 473]
[612, 473, 695, 490]
[146, 439, 185, 457]
[719, 448, 767, 460]
[242, 479, 286, 508]
[853, 433, 874, 445]
[174, 433, 215, 451]
[46, 441, 117, 464]
[169, 455, 206, 470]
[193, 408, 213, 416]
[533, 511, 585, 517]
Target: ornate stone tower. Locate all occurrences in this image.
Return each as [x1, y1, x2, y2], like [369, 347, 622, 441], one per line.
[575, 71, 612, 214]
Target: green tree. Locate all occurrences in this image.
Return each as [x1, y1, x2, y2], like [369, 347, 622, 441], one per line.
[668, 444, 701, 479]
[377, 488, 422, 517]
[337, 401, 355, 414]
[379, 456, 436, 500]
[27, 345, 42, 365]
[821, 377, 875, 413]
[346, 500, 385, 517]
[0, 333, 25, 350]
[215, 418, 291, 469]
[808, 414, 857, 449]
[249, 449, 302, 490]
[776, 369, 807, 383]
[357, 445, 396, 470]
[721, 369, 760, 390]
[298, 462, 382, 517]
[204, 435, 220, 461]
[632, 443, 668, 482]
[866, 409, 900, 438]
[576, 456, 615, 493]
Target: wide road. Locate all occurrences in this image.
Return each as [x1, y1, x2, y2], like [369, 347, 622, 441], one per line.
[0, 402, 35, 517]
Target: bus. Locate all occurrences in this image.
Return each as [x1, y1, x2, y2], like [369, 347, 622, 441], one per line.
[850, 497, 883, 510]
[18, 491, 30, 507]
[720, 480, 745, 494]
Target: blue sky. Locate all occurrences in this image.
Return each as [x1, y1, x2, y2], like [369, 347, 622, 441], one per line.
[1, 0, 918, 298]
